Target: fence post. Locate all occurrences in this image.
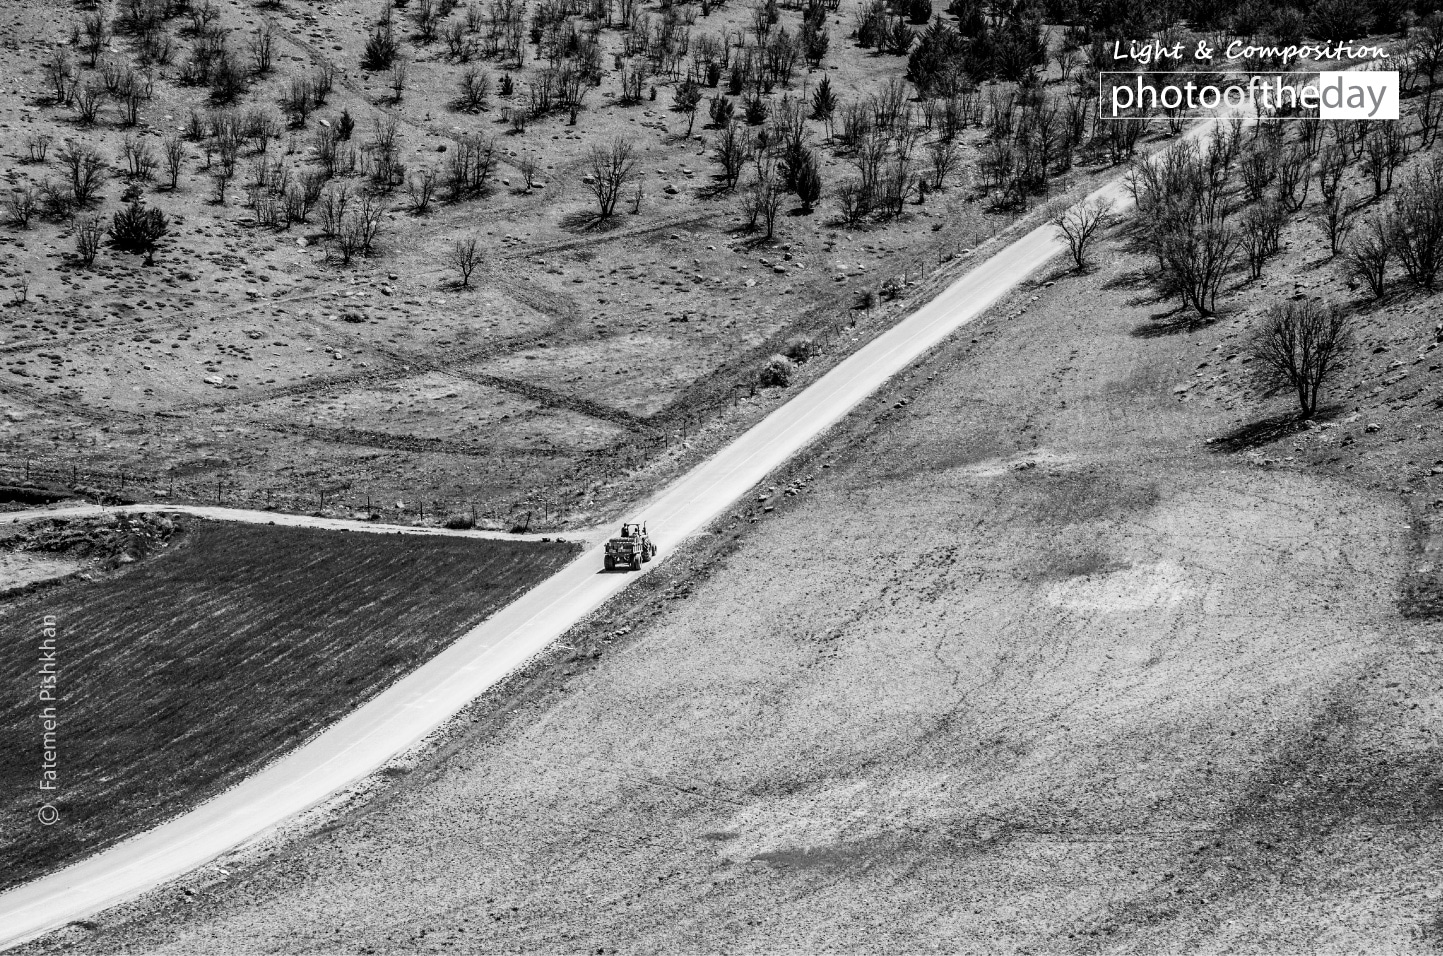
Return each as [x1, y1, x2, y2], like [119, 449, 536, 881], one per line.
[215, 479, 221, 505]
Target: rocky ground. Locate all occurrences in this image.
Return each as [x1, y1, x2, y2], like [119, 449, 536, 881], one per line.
[30, 156, 1443, 952]
[0, 509, 181, 594]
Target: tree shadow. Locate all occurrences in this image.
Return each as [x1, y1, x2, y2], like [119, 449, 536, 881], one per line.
[1208, 404, 1344, 453]
[1102, 268, 1154, 290]
[1131, 310, 1217, 338]
[1036, 264, 1079, 285]
[558, 209, 625, 233]
[697, 180, 739, 200]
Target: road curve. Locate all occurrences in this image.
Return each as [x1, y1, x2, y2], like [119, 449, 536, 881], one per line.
[0, 168, 1140, 950]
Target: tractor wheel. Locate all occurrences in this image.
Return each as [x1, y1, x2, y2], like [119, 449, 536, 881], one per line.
[642, 546, 653, 563]
[605, 555, 615, 571]
[631, 555, 642, 571]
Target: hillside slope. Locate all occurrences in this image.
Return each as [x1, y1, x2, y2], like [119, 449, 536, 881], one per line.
[32, 204, 1443, 953]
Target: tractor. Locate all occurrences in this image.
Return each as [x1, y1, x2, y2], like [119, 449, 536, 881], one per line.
[604, 522, 656, 571]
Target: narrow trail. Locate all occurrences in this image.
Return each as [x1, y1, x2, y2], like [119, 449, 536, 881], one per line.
[0, 501, 601, 542]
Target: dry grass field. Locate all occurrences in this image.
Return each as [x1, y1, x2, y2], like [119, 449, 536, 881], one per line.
[0, 518, 577, 892]
[0, 0, 1102, 529]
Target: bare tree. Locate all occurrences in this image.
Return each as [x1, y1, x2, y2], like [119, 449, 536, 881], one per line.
[1317, 188, 1353, 257]
[281, 77, 316, 127]
[250, 20, 278, 75]
[319, 181, 353, 237]
[585, 138, 638, 219]
[1317, 142, 1348, 201]
[75, 83, 105, 125]
[80, 13, 109, 67]
[714, 124, 750, 190]
[212, 170, 232, 205]
[1238, 201, 1284, 281]
[121, 134, 158, 181]
[26, 134, 53, 164]
[751, 163, 784, 239]
[6, 186, 38, 228]
[407, 167, 439, 212]
[1389, 158, 1443, 292]
[518, 155, 539, 191]
[449, 235, 482, 286]
[927, 137, 960, 191]
[74, 213, 104, 267]
[456, 66, 490, 111]
[1160, 219, 1237, 316]
[1050, 198, 1113, 271]
[1342, 215, 1390, 300]
[57, 143, 108, 206]
[835, 177, 869, 226]
[354, 192, 385, 254]
[1248, 300, 1354, 419]
[162, 135, 186, 189]
[45, 48, 76, 105]
[390, 57, 410, 102]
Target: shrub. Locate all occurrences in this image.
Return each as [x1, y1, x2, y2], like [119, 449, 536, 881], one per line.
[75, 214, 104, 266]
[674, 78, 702, 136]
[362, 20, 399, 70]
[794, 149, 822, 212]
[456, 67, 490, 111]
[783, 336, 815, 363]
[57, 143, 109, 208]
[759, 353, 794, 387]
[108, 199, 169, 264]
[442, 512, 475, 529]
[6, 186, 38, 228]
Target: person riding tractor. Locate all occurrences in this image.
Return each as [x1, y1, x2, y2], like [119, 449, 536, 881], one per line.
[604, 522, 656, 571]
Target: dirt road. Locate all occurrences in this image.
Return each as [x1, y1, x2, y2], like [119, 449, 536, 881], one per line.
[0, 503, 591, 543]
[0, 129, 1163, 950]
